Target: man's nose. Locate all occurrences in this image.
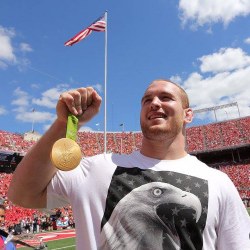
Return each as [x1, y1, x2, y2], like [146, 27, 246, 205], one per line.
[150, 97, 161, 110]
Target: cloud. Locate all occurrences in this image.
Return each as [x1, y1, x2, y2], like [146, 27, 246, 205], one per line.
[20, 43, 33, 52]
[244, 37, 250, 44]
[79, 126, 93, 132]
[31, 83, 40, 89]
[0, 106, 7, 115]
[181, 47, 250, 121]
[17, 58, 31, 72]
[178, 0, 250, 28]
[42, 126, 95, 135]
[11, 87, 56, 124]
[0, 26, 33, 70]
[11, 87, 30, 107]
[185, 68, 250, 105]
[0, 26, 16, 67]
[92, 83, 103, 93]
[170, 75, 182, 84]
[199, 48, 250, 73]
[32, 84, 69, 108]
[16, 110, 55, 123]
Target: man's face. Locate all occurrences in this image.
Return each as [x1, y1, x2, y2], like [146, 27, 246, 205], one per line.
[0, 208, 5, 227]
[140, 80, 188, 141]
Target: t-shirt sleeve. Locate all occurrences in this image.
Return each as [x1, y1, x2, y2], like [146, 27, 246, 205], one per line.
[46, 157, 91, 209]
[46, 170, 71, 209]
[217, 174, 250, 250]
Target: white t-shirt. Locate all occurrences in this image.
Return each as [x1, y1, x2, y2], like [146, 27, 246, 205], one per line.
[47, 151, 250, 250]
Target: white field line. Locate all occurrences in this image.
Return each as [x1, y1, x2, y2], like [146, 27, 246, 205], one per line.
[52, 245, 76, 250]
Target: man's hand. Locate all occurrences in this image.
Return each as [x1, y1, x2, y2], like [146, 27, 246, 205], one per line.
[56, 87, 102, 127]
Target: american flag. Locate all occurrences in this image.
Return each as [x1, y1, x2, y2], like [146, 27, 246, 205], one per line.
[64, 14, 106, 46]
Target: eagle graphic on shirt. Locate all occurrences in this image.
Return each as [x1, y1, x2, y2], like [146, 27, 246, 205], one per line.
[99, 167, 208, 250]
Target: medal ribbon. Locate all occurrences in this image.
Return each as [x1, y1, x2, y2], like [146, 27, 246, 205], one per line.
[66, 114, 78, 141]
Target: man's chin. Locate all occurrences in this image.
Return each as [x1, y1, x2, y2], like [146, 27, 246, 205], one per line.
[143, 126, 170, 140]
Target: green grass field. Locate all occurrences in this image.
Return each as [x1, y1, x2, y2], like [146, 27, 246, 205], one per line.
[247, 207, 250, 216]
[18, 237, 76, 250]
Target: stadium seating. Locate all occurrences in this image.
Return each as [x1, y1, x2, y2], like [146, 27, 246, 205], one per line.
[185, 126, 205, 152]
[0, 130, 36, 154]
[1, 116, 249, 154]
[0, 116, 249, 230]
[219, 163, 250, 199]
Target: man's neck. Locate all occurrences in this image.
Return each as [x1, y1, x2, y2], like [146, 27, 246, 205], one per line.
[140, 134, 187, 160]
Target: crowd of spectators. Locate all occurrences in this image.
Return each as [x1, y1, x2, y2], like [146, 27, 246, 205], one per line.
[185, 116, 250, 152]
[219, 162, 250, 206]
[1, 117, 249, 156]
[0, 116, 249, 232]
[0, 173, 75, 234]
[0, 130, 35, 154]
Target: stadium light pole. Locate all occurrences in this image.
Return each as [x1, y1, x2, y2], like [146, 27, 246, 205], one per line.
[236, 102, 241, 118]
[224, 110, 229, 120]
[213, 110, 217, 122]
[31, 109, 35, 132]
[119, 123, 124, 154]
[120, 123, 124, 132]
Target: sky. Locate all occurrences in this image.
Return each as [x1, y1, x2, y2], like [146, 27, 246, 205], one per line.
[0, 0, 250, 135]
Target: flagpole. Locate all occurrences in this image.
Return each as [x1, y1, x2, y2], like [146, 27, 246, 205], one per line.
[104, 11, 108, 154]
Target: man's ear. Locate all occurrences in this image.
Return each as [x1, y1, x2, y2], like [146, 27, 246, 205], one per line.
[184, 108, 193, 124]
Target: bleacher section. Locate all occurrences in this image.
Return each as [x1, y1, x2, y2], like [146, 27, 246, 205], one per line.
[0, 116, 249, 228]
[0, 173, 39, 229]
[1, 116, 249, 156]
[0, 130, 35, 154]
[185, 116, 250, 152]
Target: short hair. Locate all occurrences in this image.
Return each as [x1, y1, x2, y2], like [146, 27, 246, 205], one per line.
[150, 79, 190, 109]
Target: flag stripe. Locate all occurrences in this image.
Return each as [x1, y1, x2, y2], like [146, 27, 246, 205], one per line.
[65, 15, 106, 46]
[65, 30, 92, 46]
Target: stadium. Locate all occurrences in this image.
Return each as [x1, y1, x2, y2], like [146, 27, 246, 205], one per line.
[0, 107, 249, 248]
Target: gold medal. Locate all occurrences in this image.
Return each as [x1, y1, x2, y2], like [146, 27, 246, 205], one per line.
[51, 138, 82, 171]
[51, 114, 82, 171]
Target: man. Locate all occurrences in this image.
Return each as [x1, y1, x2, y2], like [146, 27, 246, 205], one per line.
[8, 79, 250, 249]
[0, 205, 16, 250]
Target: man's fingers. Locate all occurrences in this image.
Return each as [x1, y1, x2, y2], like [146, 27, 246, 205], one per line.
[77, 87, 94, 110]
[91, 90, 102, 110]
[70, 89, 84, 115]
[86, 87, 94, 107]
[58, 87, 101, 118]
[59, 92, 78, 116]
[77, 88, 88, 111]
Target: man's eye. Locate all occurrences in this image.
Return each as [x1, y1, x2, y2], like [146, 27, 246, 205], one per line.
[143, 98, 151, 104]
[161, 96, 171, 101]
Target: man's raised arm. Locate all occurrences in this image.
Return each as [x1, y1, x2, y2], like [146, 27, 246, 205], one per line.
[7, 87, 102, 208]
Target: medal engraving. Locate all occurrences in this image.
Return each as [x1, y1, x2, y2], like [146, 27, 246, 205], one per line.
[51, 138, 82, 171]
